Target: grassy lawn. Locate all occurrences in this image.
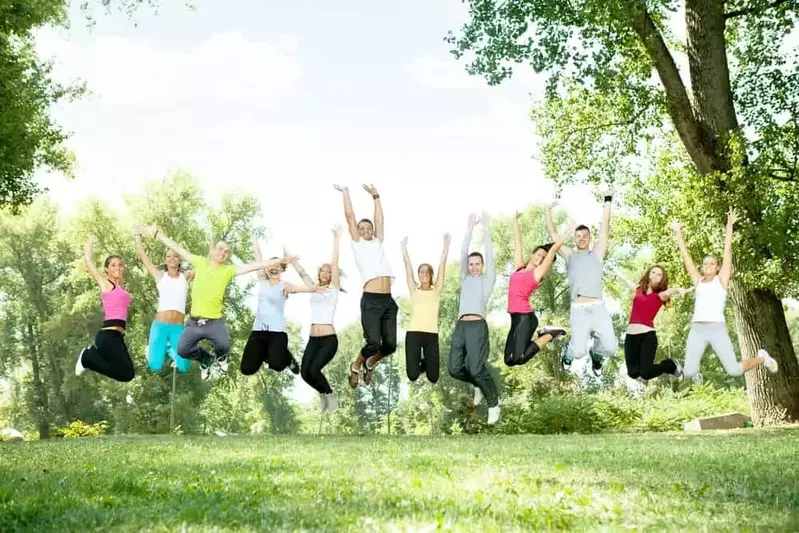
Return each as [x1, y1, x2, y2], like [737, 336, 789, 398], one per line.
[2, 429, 798, 532]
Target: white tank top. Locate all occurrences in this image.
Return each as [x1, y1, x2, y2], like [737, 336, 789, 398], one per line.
[351, 239, 393, 286]
[157, 272, 188, 313]
[692, 276, 727, 323]
[310, 286, 339, 325]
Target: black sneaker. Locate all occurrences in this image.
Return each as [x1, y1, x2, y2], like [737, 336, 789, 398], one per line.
[560, 344, 573, 371]
[590, 345, 604, 377]
[288, 357, 300, 375]
[538, 326, 567, 341]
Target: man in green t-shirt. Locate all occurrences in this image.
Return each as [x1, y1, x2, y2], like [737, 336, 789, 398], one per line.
[146, 227, 293, 381]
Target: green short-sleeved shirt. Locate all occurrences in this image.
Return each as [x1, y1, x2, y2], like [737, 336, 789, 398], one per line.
[189, 255, 236, 319]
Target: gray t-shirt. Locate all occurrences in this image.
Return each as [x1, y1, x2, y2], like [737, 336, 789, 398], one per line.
[566, 250, 603, 301]
[458, 231, 496, 319]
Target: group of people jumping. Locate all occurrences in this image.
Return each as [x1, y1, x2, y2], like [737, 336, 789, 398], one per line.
[75, 185, 779, 425]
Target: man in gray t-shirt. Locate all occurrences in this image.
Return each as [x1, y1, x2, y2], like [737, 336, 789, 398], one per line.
[545, 191, 618, 377]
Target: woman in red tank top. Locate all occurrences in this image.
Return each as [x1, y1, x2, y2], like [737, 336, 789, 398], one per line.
[625, 265, 691, 383]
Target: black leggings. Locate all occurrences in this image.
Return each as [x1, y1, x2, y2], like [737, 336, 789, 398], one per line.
[405, 331, 440, 383]
[241, 331, 292, 375]
[504, 312, 540, 367]
[81, 329, 135, 382]
[360, 292, 398, 359]
[625, 330, 677, 380]
[301, 335, 338, 394]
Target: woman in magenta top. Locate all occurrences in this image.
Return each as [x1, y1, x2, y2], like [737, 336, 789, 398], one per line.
[504, 213, 571, 367]
[624, 265, 690, 382]
[75, 236, 135, 382]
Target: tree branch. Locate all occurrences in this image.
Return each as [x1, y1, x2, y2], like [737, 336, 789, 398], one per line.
[725, 0, 792, 19]
[765, 169, 797, 182]
[624, 2, 716, 175]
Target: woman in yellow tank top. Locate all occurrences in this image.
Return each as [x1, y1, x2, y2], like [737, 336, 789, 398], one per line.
[400, 233, 451, 383]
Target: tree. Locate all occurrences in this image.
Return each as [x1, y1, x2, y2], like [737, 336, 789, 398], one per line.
[0, 0, 164, 210]
[448, 0, 799, 425]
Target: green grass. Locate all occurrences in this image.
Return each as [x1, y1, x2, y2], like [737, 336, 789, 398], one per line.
[2, 430, 799, 532]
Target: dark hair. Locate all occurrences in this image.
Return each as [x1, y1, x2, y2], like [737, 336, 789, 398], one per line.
[269, 256, 288, 272]
[575, 225, 590, 234]
[532, 243, 556, 263]
[104, 255, 123, 268]
[357, 218, 374, 229]
[162, 249, 185, 273]
[468, 251, 484, 263]
[639, 264, 669, 294]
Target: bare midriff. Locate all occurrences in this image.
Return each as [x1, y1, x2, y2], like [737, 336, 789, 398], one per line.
[155, 310, 186, 324]
[310, 323, 336, 336]
[626, 324, 654, 335]
[364, 276, 392, 294]
[459, 314, 484, 321]
[575, 295, 601, 303]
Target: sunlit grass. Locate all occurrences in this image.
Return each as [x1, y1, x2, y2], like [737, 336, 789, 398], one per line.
[2, 430, 798, 531]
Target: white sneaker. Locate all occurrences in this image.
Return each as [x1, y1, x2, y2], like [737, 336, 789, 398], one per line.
[693, 372, 704, 385]
[200, 363, 215, 381]
[75, 347, 89, 376]
[673, 361, 684, 381]
[319, 393, 329, 414]
[326, 392, 339, 414]
[473, 387, 484, 406]
[216, 355, 230, 373]
[758, 349, 778, 373]
[487, 406, 501, 425]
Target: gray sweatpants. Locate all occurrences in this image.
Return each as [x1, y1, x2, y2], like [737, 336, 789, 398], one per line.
[567, 301, 618, 360]
[683, 322, 743, 378]
[448, 319, 498, 407]
[177, 317, 231, 366]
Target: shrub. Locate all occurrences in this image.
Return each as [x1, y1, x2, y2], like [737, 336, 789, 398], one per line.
[57, 420, 109, 438]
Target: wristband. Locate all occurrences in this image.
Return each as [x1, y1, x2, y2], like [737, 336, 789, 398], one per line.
[603, 195, 612, 203]
[372, 194, 380, 200]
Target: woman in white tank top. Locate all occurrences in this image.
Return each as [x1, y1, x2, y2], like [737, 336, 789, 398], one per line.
[134, 231, 194, 373]
[302, 225, 343, 414]
[671, 208, 778, 383]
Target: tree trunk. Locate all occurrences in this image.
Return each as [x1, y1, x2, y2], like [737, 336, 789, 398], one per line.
[26, 322, 50, 439]
[729, 283, 799, 424]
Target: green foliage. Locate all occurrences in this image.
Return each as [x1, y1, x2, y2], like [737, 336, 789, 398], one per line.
[57, 419, 109, 438]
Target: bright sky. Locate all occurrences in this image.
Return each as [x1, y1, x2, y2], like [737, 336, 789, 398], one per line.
[32, 0, 611, 401]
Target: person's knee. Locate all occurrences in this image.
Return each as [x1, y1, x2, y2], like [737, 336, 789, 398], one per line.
[300, 365, 313, 383]
[214, 338, 231, 357]
[380, 340, 397, 356]
[407, 368, 420, 381]
[119, 367, 135, 383]
[148, 359, 164, 372]
[569, 341, 589, 360]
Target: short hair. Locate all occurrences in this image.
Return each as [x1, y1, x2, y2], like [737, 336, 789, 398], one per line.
[468, 252, 484, 263]
[357, 219, 374, 229]
[575, 225, 590, 233]
[104, 255, 123, 268]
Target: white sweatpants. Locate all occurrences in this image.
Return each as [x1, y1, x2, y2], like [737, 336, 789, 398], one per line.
[567, 301, 618, 360]
[683, 322, 743, 378]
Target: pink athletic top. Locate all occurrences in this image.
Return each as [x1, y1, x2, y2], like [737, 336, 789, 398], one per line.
[628, 288, 665, 328]
[101, 283, 131, 322]
[507, 269, 539, 314]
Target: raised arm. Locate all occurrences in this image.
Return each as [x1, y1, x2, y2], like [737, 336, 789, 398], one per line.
[670, 219, 701, 282]
[235, 255, 296, 277]
[289, 253, 316, 290]
[330, 224, 342, 289]
[434, 233, 451, 291]
[660, 286, 694, 302]
[592, 190, 613, 261]
[512, 211, 525, 270]
[482, 211, 496, 289]
[252, 237, 266, 279]
[545, 202, 571, 260]
[400, 237, 417, 294]
[147, 227, 193, 262]
[334, 185, 359, 241]
[84, 237, 110, 291]
[718, 207, 741, 289]
[134, 232, 162, 281]
[534, 220, 575, 282]
[461, 214, 477, 279]
[363, 184, 384, 242]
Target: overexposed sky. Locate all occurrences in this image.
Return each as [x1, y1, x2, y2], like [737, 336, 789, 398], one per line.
[33, 0, 608, 400]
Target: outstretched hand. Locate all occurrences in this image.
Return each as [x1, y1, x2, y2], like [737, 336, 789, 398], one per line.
[333, 184, 348, 193]
[467, 213, 478, 231]
[726, 207, 742, 227]
[185, 271, 196, 283]
[362, 183, 378, 196]
[443, 233, 451, 246]
[400, 236, 408, 247]
[600, 184, 615, 197]
[281, 255, 299, 265]
[669, 219, 682, 233]
[547, 199, 559, 211]
[481, 211, 491, 227]
[332, 223, 343, 238]
[564, 218, 577, 236]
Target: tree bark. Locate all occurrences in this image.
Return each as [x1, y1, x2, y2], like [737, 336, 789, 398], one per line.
[729, 284, 799, 424]
[26, 321, 50, 439]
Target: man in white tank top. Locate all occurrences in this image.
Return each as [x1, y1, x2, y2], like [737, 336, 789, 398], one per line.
[334, 184, 397, 389]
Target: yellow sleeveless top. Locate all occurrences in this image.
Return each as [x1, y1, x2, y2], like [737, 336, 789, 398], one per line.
[407, 286, 441, 333]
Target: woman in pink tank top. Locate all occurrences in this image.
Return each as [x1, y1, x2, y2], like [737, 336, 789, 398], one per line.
[504, 213, 571, 367]
[74, 236, 135, 383]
